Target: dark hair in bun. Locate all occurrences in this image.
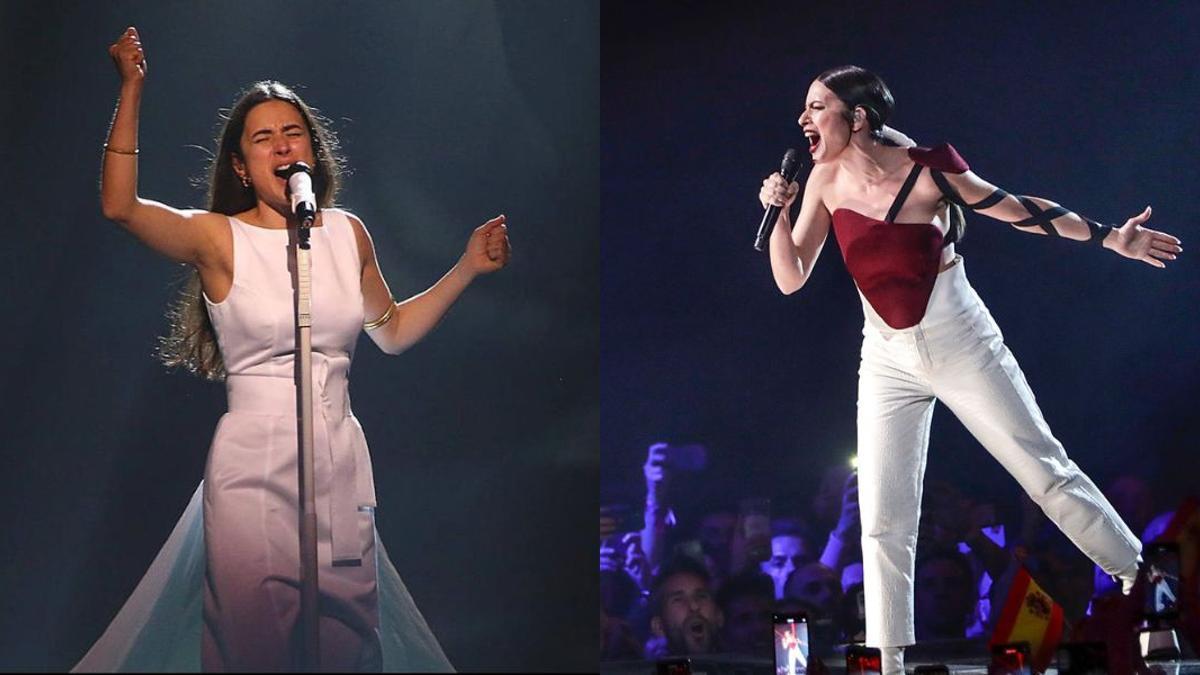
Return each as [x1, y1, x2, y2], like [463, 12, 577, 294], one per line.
[817, 65, 894, 141]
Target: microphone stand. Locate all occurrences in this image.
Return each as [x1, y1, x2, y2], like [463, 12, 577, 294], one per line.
[293, 212, 319, 671]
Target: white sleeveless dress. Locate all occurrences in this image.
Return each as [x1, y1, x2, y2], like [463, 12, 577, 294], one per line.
[73, 210, 453, 672]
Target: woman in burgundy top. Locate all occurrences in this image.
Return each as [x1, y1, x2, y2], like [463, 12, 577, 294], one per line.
[759, 65, 1181, 674]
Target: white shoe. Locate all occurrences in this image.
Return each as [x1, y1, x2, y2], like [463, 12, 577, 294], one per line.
[1116, 558, 1142, 596]
[881, 646, 904, 675]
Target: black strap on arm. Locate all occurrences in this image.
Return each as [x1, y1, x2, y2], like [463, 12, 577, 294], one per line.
[1012, 201, 1116, 243]
[1084, 218, 1115, 247]
[930, 169, 1112, 244]
[929, 169, 1008, 210]
[1011, 196, 1070, 237]
[929, 168, 1005, 248]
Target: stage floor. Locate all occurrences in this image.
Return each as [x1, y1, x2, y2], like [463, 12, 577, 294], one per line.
[888, 660, 1200, 674]
[601, 657, 1200, 674]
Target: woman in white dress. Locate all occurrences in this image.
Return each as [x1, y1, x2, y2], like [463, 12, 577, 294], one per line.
[82, 27, 510, 671]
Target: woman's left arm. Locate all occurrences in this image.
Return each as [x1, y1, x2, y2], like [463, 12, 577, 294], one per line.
[940, 170, 1182, 268]
[352, 213, 510, 355]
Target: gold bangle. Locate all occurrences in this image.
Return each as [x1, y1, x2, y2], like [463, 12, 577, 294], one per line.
[103, 143, 139, 155]
[363, 302, 395, 331]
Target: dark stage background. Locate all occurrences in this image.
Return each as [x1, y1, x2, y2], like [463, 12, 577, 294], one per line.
[602, 3, 1198, 536]
[0, 1, 596, 671]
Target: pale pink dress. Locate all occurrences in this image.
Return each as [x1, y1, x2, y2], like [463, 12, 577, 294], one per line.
[73, 209, 452, 672]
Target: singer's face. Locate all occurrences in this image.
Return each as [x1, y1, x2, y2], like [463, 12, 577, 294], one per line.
[798, 80, 850, 164]
[236, 99, 316, 210]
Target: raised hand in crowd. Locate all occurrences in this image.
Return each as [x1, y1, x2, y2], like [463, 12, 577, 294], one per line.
[960, 500, 1010, 580]
[729, 498, 772, 576]
[819, 470, 860, 572]
[641, 443, 672, 572]
[620, 532, 651, 591]
[600, 535, 621, 572]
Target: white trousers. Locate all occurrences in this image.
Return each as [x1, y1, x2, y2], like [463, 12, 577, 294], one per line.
[855, 257, 1142, 648]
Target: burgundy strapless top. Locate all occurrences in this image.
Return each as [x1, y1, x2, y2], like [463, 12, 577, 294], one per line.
[831, 143, 968, 329]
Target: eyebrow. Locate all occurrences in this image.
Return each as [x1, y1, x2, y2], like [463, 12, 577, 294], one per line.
[250, 123, 306, 139]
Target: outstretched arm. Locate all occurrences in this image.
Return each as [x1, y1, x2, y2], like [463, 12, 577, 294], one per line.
[353, 213, 510, 355]
[100, 27, 224, 266]
[939, 170, 1182, 268]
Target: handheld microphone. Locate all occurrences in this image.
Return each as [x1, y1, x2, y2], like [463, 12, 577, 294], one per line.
[273, 162, 317, 226]
[753, 149, 804, 251]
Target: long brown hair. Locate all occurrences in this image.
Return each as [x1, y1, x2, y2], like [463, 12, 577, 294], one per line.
[157, 81, 345, 380]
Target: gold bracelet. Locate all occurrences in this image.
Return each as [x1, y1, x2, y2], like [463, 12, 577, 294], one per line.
[103, 143, 139, 155]
[363, 302, 396, 331]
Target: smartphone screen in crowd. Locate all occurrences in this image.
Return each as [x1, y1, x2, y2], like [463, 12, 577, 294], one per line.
[773, 612, 809, 675]
[1143, 541, 1181, 621]
[990, 642, 1033, 675]
[845, 644, 881, 675]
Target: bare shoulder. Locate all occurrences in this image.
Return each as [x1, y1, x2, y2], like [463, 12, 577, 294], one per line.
[177, 208, 227, 228]
[806, 161, 835, 190]
[808, 161, 834, 181]
[187, 210, 233, 268]
[192, 209, 234, 233]
[804, 162, 836, 210]
[326, 208, 375, 268]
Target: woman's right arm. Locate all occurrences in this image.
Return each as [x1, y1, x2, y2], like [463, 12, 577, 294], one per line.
[761, 167, 832, 294]
[101, 27, 220, 266]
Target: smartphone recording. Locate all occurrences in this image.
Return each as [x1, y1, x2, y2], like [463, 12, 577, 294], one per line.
[773, 612, 809, 675]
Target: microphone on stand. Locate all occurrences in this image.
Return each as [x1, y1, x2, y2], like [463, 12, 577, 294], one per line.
[753, 149, 804, 251]
[275, 160, 320, 666]
[274, 162, 317, 227]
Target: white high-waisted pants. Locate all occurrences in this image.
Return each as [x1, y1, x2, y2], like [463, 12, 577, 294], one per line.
[855, 257, 1142, 648]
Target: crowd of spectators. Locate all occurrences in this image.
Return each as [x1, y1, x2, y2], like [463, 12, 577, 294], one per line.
[600, 442, 1184, 664]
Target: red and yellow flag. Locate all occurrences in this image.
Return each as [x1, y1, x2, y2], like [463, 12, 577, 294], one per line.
[990, 566, 1064, 673]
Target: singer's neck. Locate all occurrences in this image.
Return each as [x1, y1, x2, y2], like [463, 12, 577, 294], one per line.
[838, 136, 907, 184]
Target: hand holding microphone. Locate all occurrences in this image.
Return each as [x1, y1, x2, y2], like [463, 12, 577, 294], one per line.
[758, 172, 800, 211]
[754, 149, 804, 251]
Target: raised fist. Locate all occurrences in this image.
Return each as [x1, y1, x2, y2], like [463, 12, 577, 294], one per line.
[462, 215, 510, 275]
[108, 27, 147, 84]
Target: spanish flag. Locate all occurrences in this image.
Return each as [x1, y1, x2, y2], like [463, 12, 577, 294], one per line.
[990, 566, 1064, 673]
